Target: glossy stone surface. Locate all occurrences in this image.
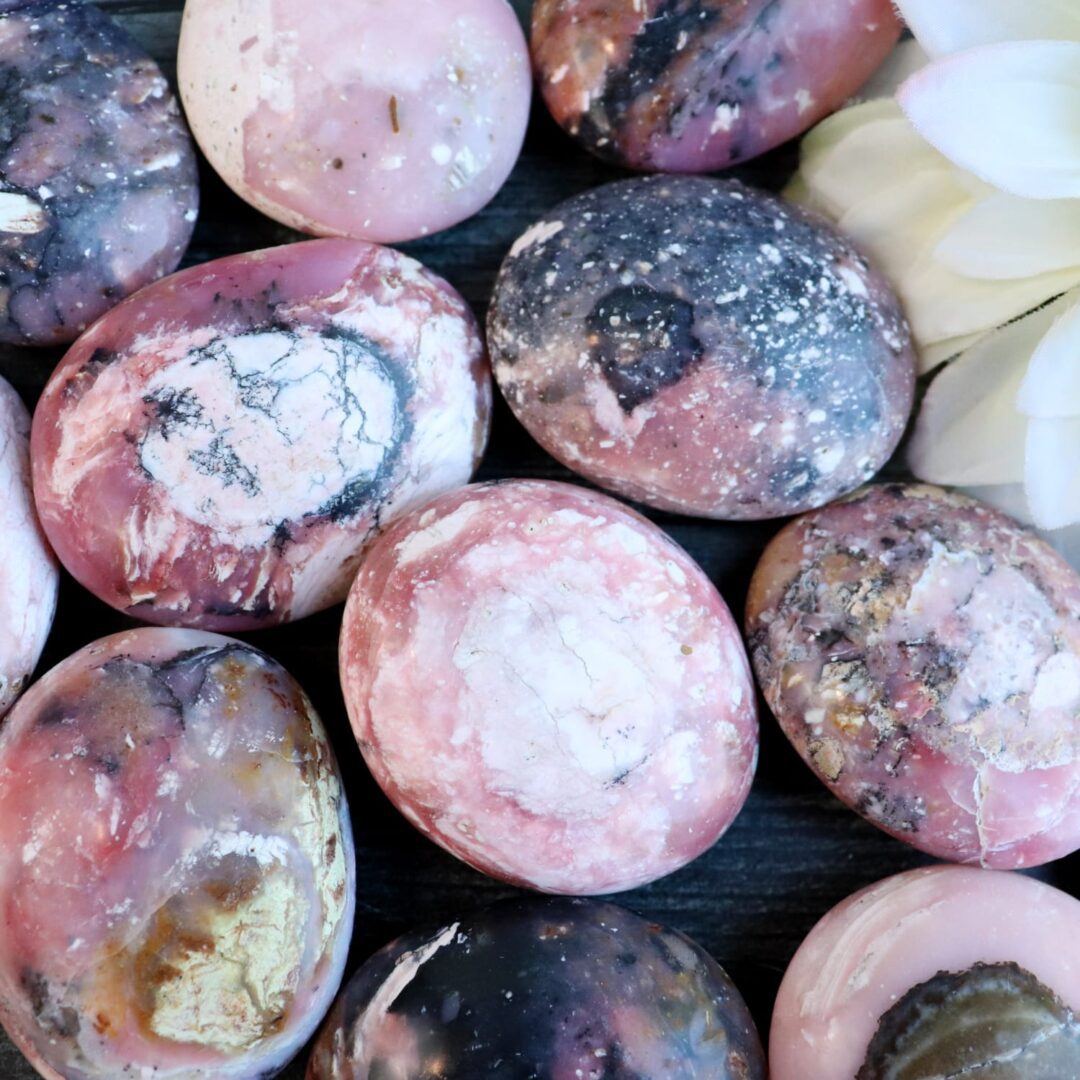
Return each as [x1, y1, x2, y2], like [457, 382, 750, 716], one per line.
[771, 866, 1080, 1080]
[178, 0, 531, 244]
[489, 177, 915, 520]
[32, 238, 490, 631]
[0, 628, 355, 1080]
[340, 479, 758, 895]
[0, 0, 198, 346]
[309, 897, 764, 1079]
[532, 0, 901, 173]
[747, 483, 1080, 869]
[0, 376, 56, 716]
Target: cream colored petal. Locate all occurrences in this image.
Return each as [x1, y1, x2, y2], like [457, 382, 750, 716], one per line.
[1025, 415, 1080, 529]
[1017, 293, 1080, 417]
[955, 482, 1035, 524]
[855, 39, 931, 100]
[919, 331, 990, 375]
[899, 42, 1080, 199]
[897, 0, 1080, 56]
[936, 193, 1080, 280]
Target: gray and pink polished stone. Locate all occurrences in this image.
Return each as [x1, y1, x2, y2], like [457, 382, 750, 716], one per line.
[178, 0, 531, 243]
[771, 867, 1080, 1079]
[308, 897, 764, 1079]
[0, 375, 56, 716]
[32, 238, 491, 631]
[747, 483, 1080, 869]
[339, 479, 758, 895]
[0, 628, 355, 1080]
[489, 177, 915, 520]
[532, 0, 901, 172]
[0, 0, 198, 346]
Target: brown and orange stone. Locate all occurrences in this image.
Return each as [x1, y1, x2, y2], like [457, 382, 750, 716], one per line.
[747, 484, 1080, 869]
[532, 0, 902, 172]
[0, 628, 355, 1079]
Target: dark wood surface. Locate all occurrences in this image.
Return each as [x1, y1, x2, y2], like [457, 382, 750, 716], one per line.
[2, 3, 1077, 1076]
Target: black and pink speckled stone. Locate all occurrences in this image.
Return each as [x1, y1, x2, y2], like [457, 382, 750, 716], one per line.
[0, 0, 198, 346]
[489, 177, 915, 520]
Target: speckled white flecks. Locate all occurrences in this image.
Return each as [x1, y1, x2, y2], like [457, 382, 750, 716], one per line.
[340, 479, 758, 895]
[32, 238, 491, 631]
[177, 0, 531, 243]
[0, 377, 56, 716]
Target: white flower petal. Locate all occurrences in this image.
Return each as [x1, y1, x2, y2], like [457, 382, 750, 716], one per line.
[899, 42, 1080, 199]
[956, 483, 1035, 524]
[1017, 293, 1080, 417]
[1025, 416, 1080, 529]
[907, 313, 1047, 486]
[897, 0, 1080, 56]
[855, 39, 931, 100]
[919, 331, 990, 375]
[936, 193, 1080, 280]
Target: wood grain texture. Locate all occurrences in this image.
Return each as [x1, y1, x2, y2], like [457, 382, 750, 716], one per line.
[0, 2, 1076, 1077]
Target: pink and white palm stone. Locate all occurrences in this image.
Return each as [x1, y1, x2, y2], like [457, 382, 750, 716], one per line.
[0, 376, 56, 716]
[771, 866, 1080, 1079]
[31, 238, 491, 631]
[339, 479, 758, 895]
[0, 628, 355, 1080]
[177, 0, 531, 243]
[747, 483, 1080, 869]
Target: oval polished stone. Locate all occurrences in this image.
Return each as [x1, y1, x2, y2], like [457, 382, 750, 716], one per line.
[771, 867, 1080, 1080]
[0, 376, 56, 717]
[747, 483, 1080, 868]
[0, 628, 355, 1080]
[0, 0, 198, 345]
[178, 0, 531, 244]
[309, 897, 764, 1080]
[340, 479, 758, 895]
[532, 0, 901, 172]
[32, 238, 491, 631]
[489, 177, 915, 520]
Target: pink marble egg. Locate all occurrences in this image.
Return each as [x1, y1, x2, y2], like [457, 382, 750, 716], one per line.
[0, 376, 56, 716]
[532, 0, 902, 172]
[32, 238, 491, 631]
[339, 479, 758, 895]
[747, 484, 1080, 869]
[177, 0, 531, 243]
[771, 866, 1080, 1079]
[0, 628, 355, 1080]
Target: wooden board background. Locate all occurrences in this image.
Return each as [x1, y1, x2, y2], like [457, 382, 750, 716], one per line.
[1, 2, 1076, 1075]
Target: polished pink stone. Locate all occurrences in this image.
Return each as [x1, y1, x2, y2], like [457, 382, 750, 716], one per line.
[747, 484, 1080, 869]
[177, 0, 531, 243]
[0, 376, 56, 716]
[0, 628, 355, 1080]
[771, 867, 1080, 1079]
[339, 479, 758, 895]
[532, 0, 901, 172]
[31, 238, 490, 631]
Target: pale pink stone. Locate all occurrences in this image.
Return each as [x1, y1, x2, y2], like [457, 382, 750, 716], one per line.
[339, 479, 758, 895]
[0, 376, 56, 715]
[177, 0, 531, 243]
[770, 866, 1080, 1080]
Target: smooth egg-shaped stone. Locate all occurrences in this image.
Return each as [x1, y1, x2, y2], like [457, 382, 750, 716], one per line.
[532, 0, 901, 172]
[340, 479, 758, 894]
[178, 0, 531, 244]
[489, 177, 915, 520]
[747, 483, 1080, 868]
[0, 376, 57, 716]
[771, 866, 1080, 1080]
[309, 896, 764, 1079]
[32, 238, 491, 631]
[0, 0, 198, 346]
[0, 628, 355, 1080]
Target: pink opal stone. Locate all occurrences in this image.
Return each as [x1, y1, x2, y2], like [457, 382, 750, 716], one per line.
[177, 0, 531, 244]
[746, 483, 1080, 869]
[339, 479, 758, 895]
[0, 376, 56, 716]
[531, 0, 901, 173]
[31, 238, 490, 631]
[0, 628, 355, 1080]
[770, 866, 1080, 1079]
